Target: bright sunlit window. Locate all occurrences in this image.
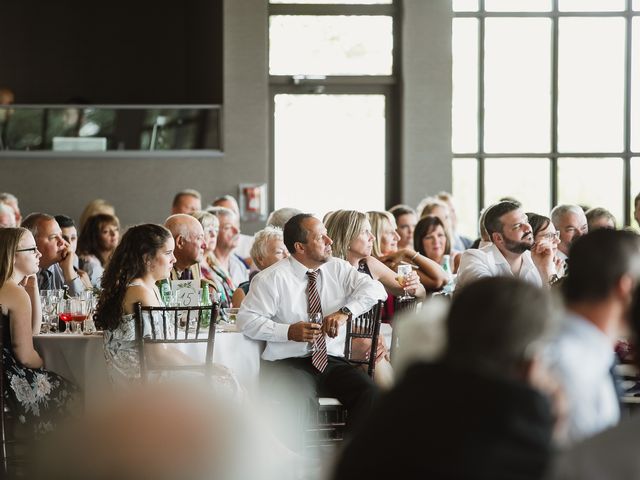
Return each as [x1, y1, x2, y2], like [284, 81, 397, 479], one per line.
[270, 2, 395, 217]
[452, 2, 639, 235]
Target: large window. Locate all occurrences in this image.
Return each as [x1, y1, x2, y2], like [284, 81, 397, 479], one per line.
[452, 2, 639, 237]
[269, 1, 398, 218]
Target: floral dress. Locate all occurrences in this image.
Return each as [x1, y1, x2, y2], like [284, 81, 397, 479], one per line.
[1, 313, 77, 436]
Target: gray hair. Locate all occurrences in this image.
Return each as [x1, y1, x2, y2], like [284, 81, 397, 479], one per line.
[191, 210, 219, 232]
[0, 192, 18, 204]
[250, 226, 284, 269]
[550, 204, 584, 228]
[585, 207, 616, 230]
[205, 206, 236, 221]
[266, 207, 302, 229]
[0, 203, 15, 227]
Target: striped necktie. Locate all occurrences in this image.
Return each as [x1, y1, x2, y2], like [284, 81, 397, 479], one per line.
[307, 270, 328, 373]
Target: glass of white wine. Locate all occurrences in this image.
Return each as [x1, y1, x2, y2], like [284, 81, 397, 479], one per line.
[397, 263, 414, 301]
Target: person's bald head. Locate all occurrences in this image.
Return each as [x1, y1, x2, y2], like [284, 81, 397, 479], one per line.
[164, 214, 206, 270]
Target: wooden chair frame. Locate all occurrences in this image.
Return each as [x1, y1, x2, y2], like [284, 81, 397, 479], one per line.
[133, 302, 219, 382]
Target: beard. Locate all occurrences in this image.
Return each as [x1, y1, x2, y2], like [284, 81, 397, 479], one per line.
[503, 235, 533, 254]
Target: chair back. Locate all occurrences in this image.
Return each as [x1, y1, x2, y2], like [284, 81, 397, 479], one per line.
[133, 302, 219, 382]
[344, 301, 384, 378]
[394, 295, 418, 315]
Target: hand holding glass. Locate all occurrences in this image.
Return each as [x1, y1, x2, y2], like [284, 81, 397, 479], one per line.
[308, 312, 322, 351]
[397, 264, 414, 301]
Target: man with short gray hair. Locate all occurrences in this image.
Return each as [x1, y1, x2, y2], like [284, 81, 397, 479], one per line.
[164, 214, 206, 281]
[0, 192, 21, 225]
[266, 207, 302, 230]
[551, 204, 588, 263]
[0, 202, 16, 228]
[207, 206, 249, 286]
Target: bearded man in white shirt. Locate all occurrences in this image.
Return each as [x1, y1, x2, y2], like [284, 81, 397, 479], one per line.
[457, 201, 557, 290]
[237, 213, 387, 440]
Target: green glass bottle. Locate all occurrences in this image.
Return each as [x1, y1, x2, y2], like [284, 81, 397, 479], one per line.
[200, 281, 212, 328]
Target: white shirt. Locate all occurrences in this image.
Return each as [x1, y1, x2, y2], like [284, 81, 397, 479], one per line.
[235, 233, 254, 260]
[546, 311, 619, 445]
[456, 243, 542, 290]
[237, 256, 387, 361]
[229, 253, 250, 286]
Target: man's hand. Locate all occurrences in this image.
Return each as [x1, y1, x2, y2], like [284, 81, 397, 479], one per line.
[58, 241, 76, 278]
[322, 311, 348, 338]
[288, 321, 322, 342]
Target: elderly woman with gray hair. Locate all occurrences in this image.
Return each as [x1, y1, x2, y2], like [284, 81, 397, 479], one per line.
[231, 226, 289, 307]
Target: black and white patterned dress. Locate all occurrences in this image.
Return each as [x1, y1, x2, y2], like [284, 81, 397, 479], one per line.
[2, 313, 77, 436]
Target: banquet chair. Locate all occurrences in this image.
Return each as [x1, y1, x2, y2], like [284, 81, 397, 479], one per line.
[394, 295, 418, 316]
[133, 302, 219, 382]
[0, 309, 31, 478]
[306, 301, 385, 448]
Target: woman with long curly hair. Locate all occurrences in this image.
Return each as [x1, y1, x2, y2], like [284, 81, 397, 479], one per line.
[94, 224, 191, 384]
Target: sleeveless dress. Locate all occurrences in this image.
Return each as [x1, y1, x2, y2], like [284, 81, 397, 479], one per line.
[1, 312, 77, 436]
[102, 283, 242, 399]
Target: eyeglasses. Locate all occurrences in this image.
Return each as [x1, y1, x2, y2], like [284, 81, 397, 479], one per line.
[16, 247, 38, 254]
[539, 231, 560, 241]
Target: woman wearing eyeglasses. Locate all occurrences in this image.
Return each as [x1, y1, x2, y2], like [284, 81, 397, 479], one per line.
[527, 213, 565, 277]
[0, 228, 77, 435]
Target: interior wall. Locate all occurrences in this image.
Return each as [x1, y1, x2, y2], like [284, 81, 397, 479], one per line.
[0, 0, 451, 231]
[0, 0, 222, 104]
[401, 0, 453, 209]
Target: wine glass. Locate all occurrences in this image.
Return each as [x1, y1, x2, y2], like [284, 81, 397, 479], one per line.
[308, 312, 322, 351]
[397, 263, 414, 301]
[59, 299, 89, 334]
[41, 291, 61, 333]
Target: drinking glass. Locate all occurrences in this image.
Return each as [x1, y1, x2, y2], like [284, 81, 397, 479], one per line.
[308, 312, 322, 352]
[397, 263, 414, 301]
[40, 292, 60, 333]
[59, 299, 89, 334]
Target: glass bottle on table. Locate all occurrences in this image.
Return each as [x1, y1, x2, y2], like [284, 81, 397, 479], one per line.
[200, 281, 212, 328]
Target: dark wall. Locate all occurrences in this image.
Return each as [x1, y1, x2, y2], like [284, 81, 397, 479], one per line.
[0, 0, 222, 104]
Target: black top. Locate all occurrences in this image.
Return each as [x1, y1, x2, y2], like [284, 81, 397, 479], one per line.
[333, 361, 554, 480]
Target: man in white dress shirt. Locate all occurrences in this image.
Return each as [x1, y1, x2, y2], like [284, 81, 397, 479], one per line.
[550, 204, 588, 266]
[547, 228, 640, 447]
[456, 201, 557, 290]
[550, 281, 640, 479]
[238, 213, 387, 438]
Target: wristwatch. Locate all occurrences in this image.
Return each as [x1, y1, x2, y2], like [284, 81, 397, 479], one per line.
[340, 306, 352, 316]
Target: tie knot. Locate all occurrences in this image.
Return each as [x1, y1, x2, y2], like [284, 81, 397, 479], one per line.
[307, 270, 319, 282]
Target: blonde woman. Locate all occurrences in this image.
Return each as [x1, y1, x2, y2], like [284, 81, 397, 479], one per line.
[0, 228, 77, 435]
[367, 211, 448, 292]
[326, 210, 423, 387]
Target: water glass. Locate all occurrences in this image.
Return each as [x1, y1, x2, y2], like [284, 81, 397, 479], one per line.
[308, 312, 322, 352]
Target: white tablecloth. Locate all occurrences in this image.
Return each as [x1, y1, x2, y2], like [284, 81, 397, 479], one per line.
[33, 330, 263, 399]
[33, 324, 391, 404]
